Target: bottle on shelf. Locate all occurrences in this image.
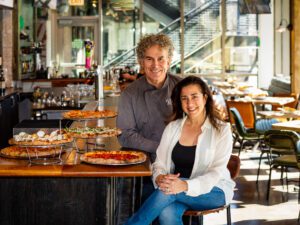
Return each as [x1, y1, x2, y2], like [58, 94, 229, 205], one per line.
[0, 57, 6, 96]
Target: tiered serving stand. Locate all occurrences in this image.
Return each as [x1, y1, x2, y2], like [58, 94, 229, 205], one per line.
[18, 142, 71, 165]
[62, 111, 118, 154]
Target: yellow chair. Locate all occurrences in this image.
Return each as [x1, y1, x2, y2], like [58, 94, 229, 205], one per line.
[226, 100, 256, 129]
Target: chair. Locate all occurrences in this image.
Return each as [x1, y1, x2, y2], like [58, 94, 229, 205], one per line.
[272, 93, 299, 111]
[226, 100, 256, 129]
[256, 130, 296, 183]
[184, 155, 240, 225]
[226, 101, 257, 152]
[264, 130, 300, 201]
[229, 107, 264, 156]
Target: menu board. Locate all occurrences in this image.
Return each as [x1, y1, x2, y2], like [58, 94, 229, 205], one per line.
[0, 0, 13, 8]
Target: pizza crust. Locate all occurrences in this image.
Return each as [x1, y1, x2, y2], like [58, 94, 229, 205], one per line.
[9, 137, 73, 146]
[0, 146, 62, 158]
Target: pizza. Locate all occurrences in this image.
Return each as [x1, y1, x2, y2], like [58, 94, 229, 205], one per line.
[63, 110, 117, 120]
[0, 145, 62, 158]
[80, 150, 147, 165]
[65, 127, 121, 138]
[9, 130, 73, 146]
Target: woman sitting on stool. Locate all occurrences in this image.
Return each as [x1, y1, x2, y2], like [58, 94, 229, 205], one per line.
[124, 76, 235, 225]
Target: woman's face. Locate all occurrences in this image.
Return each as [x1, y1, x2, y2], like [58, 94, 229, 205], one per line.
[140, 45, 171, 88]
[180, 84, 207, 119]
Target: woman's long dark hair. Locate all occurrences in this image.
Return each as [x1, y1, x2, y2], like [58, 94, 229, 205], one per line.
[170, 76, 224, 131]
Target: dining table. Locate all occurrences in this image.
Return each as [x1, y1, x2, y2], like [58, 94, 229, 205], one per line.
[232, 96, 295, 107]
[257, 110, 300, 120]
[271, 120, 300, 132]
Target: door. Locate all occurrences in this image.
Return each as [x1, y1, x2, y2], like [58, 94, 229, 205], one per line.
[56, 18, 99, 77]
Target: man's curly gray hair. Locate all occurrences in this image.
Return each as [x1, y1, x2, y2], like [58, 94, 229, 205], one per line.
[136, 33, 174, 62]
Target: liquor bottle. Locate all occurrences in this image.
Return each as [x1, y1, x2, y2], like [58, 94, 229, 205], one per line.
[0, 57, 5, 96]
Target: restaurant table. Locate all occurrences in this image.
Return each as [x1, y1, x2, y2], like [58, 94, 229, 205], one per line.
[271, 120, 300, 132]
[213, 81, 235, 88]
[232, 96, 295, 107]
[0, 99, 152, 225]
[257, 110, 300, 120]
[219, 87, 245, 97]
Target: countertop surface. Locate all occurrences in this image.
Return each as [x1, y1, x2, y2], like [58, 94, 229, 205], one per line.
[0, 98, 152, 177]
[0, 88, 22, 101]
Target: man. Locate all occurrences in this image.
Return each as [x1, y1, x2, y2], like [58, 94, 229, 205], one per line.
[117, 33, 181, 161]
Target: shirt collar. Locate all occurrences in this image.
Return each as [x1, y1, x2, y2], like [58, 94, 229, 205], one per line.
[143, 73, 170, 90]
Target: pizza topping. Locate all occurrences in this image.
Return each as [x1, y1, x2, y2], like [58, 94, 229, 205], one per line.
[87, 152, 139, 160]
[80, 150, 147, 165]
[11, 130, 72, 146]
[37, 130, 45, 138]
[64, 127, 121, 138]
[63, 110, 117, 119]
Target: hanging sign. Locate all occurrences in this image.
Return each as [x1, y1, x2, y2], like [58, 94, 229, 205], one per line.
[69, 0, 84, 6]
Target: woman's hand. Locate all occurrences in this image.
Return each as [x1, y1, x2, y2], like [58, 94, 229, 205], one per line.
[155, 174, 188, 195]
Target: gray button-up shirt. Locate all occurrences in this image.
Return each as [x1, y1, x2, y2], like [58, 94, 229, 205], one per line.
[117, 74, 181, 158]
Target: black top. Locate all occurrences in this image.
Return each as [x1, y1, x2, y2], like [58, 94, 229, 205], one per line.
[172, 141, 196, 178]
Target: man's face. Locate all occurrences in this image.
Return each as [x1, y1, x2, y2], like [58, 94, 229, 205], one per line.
[140, 45, 171, 88]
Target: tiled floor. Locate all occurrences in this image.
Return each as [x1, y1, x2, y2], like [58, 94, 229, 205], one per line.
[203, 148, 299, 225]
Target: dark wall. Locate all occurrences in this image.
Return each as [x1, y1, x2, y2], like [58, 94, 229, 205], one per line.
[0, 177, 109, 225]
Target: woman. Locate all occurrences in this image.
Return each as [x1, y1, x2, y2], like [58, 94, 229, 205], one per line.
[124, 76, 235, 225]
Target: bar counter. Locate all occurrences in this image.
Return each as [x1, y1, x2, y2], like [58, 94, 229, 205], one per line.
[22, 77, 94, 87]
[0, 97, 151, 225]
[0, 87, 21, 101]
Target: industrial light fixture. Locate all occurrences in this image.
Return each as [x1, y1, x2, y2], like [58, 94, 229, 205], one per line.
[276, 18, 292, 32]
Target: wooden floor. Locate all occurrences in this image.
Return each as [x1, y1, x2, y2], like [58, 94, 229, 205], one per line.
[119, 146, 299, 225]
[204, 147, 299, 225]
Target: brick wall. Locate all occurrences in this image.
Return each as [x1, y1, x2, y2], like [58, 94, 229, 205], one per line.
[1, 9, 13, 88]
[0, 10, 2, 51]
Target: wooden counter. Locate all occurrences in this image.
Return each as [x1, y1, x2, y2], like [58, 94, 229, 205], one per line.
[0, 87, 21, 101]
[0, 98, 152, 225]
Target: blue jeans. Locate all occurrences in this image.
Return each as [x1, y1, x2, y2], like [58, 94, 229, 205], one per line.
[124, 186, 225, 225]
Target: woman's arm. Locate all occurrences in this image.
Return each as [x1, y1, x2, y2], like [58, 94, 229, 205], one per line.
[152, 122, 177, 187]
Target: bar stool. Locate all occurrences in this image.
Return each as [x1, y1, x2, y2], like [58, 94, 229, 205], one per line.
[184, 155, 240, 225]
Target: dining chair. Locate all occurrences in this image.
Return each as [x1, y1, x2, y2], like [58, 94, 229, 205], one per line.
[184, 155, 241, 225]
[256, 130, 296, 183]
[229, 107, 264, 156]
[226, 100, 256, 129]
[272, 93, 299, 111]
[226, 101, 257, 151]
[264, 130, 300, 201]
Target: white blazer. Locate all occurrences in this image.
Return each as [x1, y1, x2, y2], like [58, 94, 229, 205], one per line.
[152, 116, 235, 204]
